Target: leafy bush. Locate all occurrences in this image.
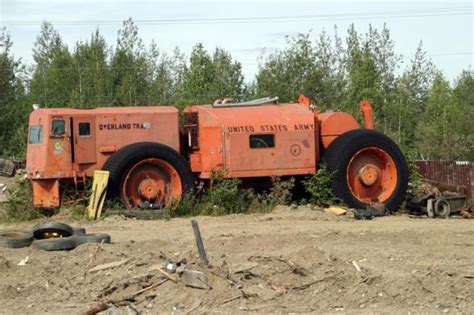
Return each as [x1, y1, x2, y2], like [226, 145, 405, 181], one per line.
[267, 176, 295, 206]
[166, 171, 289, 217]
[0, 179, 44, 222]
[404, 152, 424, 197]
[165, 192, 200, 217]
[303, 165, 341, 206]
[199, 172, 244, 215]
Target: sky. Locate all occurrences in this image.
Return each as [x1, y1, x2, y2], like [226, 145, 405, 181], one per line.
[0, 0, 473, 83]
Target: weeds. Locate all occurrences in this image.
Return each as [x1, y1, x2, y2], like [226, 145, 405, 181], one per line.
[0, 169, 326, 222]
[303, 165, 341, 207]
[165, 172, 295, 217]
[0, 178, 44, 222]
[405, 155, 424, 197]
[267, 176, 295, 206]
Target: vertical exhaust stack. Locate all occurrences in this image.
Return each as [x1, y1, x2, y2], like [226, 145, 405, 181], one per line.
[359, 100, 374, 130]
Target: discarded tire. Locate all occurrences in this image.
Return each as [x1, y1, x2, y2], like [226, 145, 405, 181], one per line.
[72, 227, 86, 235]
[73, 233, 111, 246]
[0, 230, 34, 248]
[33, 222, 74, 239]
[32, 237, 78, 251]
[434, 198, 451, 218]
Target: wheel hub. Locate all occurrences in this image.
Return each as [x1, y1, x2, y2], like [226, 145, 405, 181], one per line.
[358, 164, 379, 186]
[138, 178, 160, 200]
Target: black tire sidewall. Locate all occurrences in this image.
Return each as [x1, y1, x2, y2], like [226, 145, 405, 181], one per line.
[32, 222, 74, 239]
[32, 237, 78, 251]
[103, 142, 195, 207]
[0, 230, 34, 248]
[322, 129, 408, 211]
[73, 233, 111, 246]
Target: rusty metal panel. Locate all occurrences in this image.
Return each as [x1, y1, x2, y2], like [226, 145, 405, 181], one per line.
[185, 102, 316, 178]
[32, 179, 60, 208]
[74, 116, 97, 164]
[415, 160, 473, 199]
[26, 106, 180, 179]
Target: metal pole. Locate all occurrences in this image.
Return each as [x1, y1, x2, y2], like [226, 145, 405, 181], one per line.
[191, 219, 209, 266]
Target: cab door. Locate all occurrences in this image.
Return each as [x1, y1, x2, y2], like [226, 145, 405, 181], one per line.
[73, 116, 96, 164]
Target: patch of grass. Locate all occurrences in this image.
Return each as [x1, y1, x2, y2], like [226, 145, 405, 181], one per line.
[166, 172, 297, 217]
[70, 204, 88, 220]
[267, 176, 295, 206]
[0, 179, 45, 222]
[303, 165, 341, 207]
[0, 168, 335, 222]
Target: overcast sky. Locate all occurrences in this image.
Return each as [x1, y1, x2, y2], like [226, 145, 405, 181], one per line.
[1, 0, 472, 82]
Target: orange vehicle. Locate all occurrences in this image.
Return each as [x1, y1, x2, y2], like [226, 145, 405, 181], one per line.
[26, 96, 408, 211]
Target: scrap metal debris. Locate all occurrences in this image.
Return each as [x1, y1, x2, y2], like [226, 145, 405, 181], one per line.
[191, 219, 209, 266]
[0, 158, 16, 177]
[407, 182, 470, 218]
[180, 269, 211, 289]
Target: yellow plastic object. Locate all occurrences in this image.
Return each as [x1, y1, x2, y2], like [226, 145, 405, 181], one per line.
[324, 206, 347, 216]
[87, 170, 110, 220]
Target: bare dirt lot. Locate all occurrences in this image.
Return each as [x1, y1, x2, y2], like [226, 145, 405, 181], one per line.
[0, 206, 473, 314]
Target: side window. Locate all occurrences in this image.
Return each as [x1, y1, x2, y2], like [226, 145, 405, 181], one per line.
[79, 122, 91, 137]
[51, 118, 66, 137]
[249, 134, 275, 149]
[29, 125, 43, 144]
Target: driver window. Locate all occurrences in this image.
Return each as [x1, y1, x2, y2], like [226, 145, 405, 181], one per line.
[51, 118, 66, 137]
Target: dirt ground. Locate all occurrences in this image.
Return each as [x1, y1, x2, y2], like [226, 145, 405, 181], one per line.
[0, 205, 473, 314]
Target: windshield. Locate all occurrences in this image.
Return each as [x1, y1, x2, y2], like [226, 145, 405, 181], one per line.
[29, 125, 43, 144]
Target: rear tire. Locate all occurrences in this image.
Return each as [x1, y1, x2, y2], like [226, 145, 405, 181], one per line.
[321, 129, 408, 212]
[103, 142, 194, 209]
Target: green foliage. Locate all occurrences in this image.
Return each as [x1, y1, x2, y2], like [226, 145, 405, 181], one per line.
[267, 176, 295, 206]
[0, 20, 472, 164]
[71, 30, 111, 107]
[303, 165, 340, 206]
[29, 22, 76, 108]
[166, 173, 298, 217]
[0, 28, 28, 158]
[165, 175, 250, 217]
[65, 204, 87, 220]
[176, 44, 244, 108]
[256, 31, 344, 108]
[405, 155, 424, 197]
[0, 179, 44, 222]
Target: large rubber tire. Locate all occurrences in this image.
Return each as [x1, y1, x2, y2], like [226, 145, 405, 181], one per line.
[72, 227, 86, 235]
[32, 222, 74, 239]
[321, 129, 408, 212]
[103, 142, 195, 209]
[32, 237, 78, 251]
[73, 233, 111, 246]
[0, 230, 34, 248]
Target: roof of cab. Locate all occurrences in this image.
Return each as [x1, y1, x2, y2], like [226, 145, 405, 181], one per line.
[30, 106, 178, 117]
[184, 102, 313, 127]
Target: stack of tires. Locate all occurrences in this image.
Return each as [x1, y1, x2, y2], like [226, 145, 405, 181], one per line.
[0, 222, 111, 251]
